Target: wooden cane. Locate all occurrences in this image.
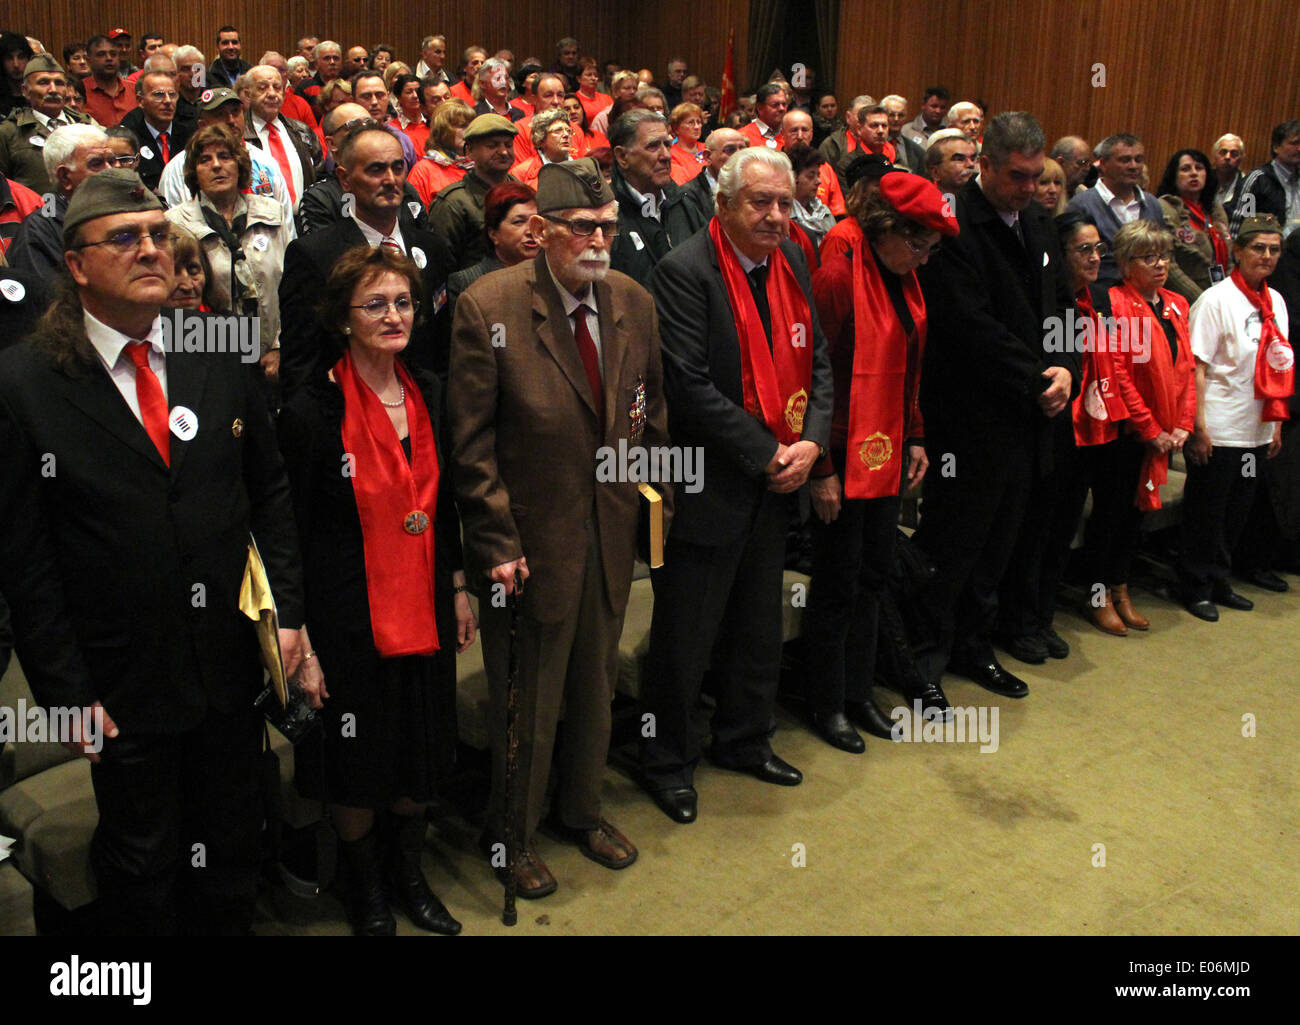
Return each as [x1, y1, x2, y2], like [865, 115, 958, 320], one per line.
[501, 569, 523, 926]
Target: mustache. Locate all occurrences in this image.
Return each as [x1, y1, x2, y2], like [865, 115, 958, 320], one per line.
[579, 248, 610, 264]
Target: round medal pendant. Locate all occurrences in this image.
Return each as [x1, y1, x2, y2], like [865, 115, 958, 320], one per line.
[404, 510, 430, 535]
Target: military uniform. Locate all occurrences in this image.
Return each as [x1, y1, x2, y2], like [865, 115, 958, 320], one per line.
[428, 168, 511, 272]
[0, 107, 93, 195]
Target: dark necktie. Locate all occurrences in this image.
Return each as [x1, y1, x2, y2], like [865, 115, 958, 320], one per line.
[572, 302, 605, 425]
[747, 264, 773, 346]
[126, 342, 170, 465]
[1012, 216, 1025, 247]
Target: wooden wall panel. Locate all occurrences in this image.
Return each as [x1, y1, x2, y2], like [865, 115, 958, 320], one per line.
[837, 0, 1300, 179]
[2, 1, 748, 93]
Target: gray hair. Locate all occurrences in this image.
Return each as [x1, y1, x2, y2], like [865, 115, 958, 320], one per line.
[925, 128, 971, 167]
[531, 107, 570, 147]
[314, 41, 341, 60]
[1112, 220, 1172, 270]
[287, 55, 308, 74]
[175, 44, 204, 67]
[1213, 133, 1244, 151]
[1095, 133, 1141, 161]
[1050, 135, 1088, 163]
[472, 58, 510, 100]
[635, 85, 666, 105]
[44, 123, 109, 180]
[610, 108, 665, 150]
[880, 94, 907, 111]
[945, 101, 980, 125]
[421, 35, 445, 51]
[982, 111, 1045, 168]
[716, 146, 794, 208]
[849, 94, 875, 113]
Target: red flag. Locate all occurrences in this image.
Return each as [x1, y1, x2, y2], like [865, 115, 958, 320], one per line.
[719, 28, 736, 123]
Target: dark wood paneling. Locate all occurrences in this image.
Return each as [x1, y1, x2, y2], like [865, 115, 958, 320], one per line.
[836, 0, 1300, 177]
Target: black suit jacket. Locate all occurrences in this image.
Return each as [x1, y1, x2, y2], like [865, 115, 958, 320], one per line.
[118, 109, 195, 192]
[296, 176, 430, 237]
[917, 177, 1077, 467]
[649, 230, 833, 547]
[0, 314, 304, 733]
[278, 220, 454, 396]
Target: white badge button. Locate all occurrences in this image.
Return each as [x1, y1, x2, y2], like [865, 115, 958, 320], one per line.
[30, 135, 45, 148]
[0, 279, 25, 302]
[252, 234, 269, 252]
[407, 200, 422, 219]
[139, 145, 154, 161]
[1043, 251, 1050, 267]
[169, 405, 199, 441]
[629, 231, 645, 251]
[411, 246, 427, 269]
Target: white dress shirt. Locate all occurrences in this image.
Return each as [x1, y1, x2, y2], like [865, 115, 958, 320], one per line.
[546, 259, 603, 371]
[1095, 179, 1144, 225]
[84, 309, 168, 422]
[352, 216, 406, 253]
[252, 112, 304, 201]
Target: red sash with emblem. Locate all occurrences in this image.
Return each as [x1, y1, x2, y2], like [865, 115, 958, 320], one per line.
[710, 216, 814, 446]
[1071, 287, 1128, 447]
[335, 351, 441, 656]
[1230, 269, 1294, 423]
[842, 229, 925, 498]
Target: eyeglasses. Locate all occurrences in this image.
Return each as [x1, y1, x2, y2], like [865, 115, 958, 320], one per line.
[145, 90, 179, 102]
[109, 154, 140, 168]
[1071, 242, 1108, 257]
[76, 226, 174, 253]
[901, 234, 941, 258]
[1134, 252, 1173, 266]
[1245, 242, 1283, 256]
[351, 296, 419, 318]
[543, 214, 619, 237]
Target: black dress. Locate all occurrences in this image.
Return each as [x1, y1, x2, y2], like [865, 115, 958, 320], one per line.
[277, 360, 462, 807]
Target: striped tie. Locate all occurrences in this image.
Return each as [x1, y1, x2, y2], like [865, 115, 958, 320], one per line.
[381, 236, 401, 252]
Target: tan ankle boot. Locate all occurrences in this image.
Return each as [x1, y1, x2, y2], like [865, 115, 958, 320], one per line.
[1111, 583, 1150, 630]
[1088, 588, 1128, 636]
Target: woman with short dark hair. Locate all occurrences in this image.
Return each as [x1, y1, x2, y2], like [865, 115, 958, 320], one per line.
[279, 245, 476, 936]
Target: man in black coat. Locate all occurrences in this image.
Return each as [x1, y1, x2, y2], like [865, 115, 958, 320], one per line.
[911, 112, 1078, 699]
[609, 110, 705, 281]
[279, 123, 453, 396]
[639, 147, 833, 824]
[0, 169, 305, 935]
[119, 72, 195, 192]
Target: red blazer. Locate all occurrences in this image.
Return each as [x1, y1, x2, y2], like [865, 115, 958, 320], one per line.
[1108, 284, 1196, 440]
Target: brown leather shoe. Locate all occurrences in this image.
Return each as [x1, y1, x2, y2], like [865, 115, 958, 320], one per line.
[1088, 588, 1128, 636]
[1111, 583, 1150, 630]
[490, 842, 558, 900]
[551, 818, 639, 870]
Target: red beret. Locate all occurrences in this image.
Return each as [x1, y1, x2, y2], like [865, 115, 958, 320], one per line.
[878, 173, 960, 237]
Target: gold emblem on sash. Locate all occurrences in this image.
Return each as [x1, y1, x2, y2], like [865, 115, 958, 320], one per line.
[783, 389, 808, 434]
[859, 432, 892, 470]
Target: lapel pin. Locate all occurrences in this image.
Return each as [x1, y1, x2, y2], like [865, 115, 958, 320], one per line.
[232, 418, 244, 437]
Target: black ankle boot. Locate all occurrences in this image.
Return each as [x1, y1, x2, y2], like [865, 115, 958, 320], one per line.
[339, 829, 396, 936]
[390, 815, 461, 936]
[845, 688, 898, 739]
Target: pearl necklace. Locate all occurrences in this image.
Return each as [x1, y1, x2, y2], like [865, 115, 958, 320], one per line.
[380, 384, 405, 408]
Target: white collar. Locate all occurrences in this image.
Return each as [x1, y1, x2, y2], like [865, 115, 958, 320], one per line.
[724, 233, 768, 274]
[352, 214, 405, 252]
[1096, 179, 1141, 207]
[625, 180, 662, 218]
[545, 257, 595, 315]
[252, 112, 278, 134]
[84, 308, 166, 370]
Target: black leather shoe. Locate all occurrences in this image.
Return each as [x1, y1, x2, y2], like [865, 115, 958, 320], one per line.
[950, 659, 1029, 698]
[1241, 569, 1289, 593]
[1040, 627, 1070, 659]
[649, 786, 698, 824]
[1185, 599, 1219, 622]
[1212, 587, 1254, 611]
[391, 816, 461, 935]
[843, 698, 896, 740]
[811, 710, 866, 752]
[339, 830, 397, 937]
[716, 753, 803, 786]
[996, 632, 1047, 665]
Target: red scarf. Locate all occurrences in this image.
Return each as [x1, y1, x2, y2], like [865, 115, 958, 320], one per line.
[709, 217, 814, 445]
[1109, 283, 1193, 510]
[843, 230, 926, 498]
[1071, 287, 1128, 447]
[335, 352, 441, 656]
[1185, 200, 1229, 271]
[1230, 269, 1294, 423]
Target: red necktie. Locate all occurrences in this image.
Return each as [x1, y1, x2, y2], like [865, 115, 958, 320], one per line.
[572, 303, 605, 426]
[265, 122, 297, 204]
[158, 131, 169, 164]
[381, 236, 401, 251]
[126, 343, 170, 466]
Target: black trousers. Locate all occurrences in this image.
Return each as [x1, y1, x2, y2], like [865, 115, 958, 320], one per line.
[1077, 434, 1146, 587]
[803, 474, 900, 713]
[910, 435, 1034, 684]
[998, 417, 1083, 637]
[1178, 444, 1268, 600]
[89, 702, 264, 936]
[639, 489, 789, 790]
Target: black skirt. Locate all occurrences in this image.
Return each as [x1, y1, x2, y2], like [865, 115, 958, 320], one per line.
[293, 634, 458, 808]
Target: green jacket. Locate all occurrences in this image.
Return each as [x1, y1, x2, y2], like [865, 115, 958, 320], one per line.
[1159, 194, 1232, 304]
[0, 107, 92, 196]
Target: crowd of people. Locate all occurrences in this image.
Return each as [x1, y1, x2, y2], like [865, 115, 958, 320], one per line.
[0, 23, 1296, 937]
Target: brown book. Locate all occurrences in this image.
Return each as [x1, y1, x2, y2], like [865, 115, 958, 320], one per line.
[637, 482, 664, 568]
